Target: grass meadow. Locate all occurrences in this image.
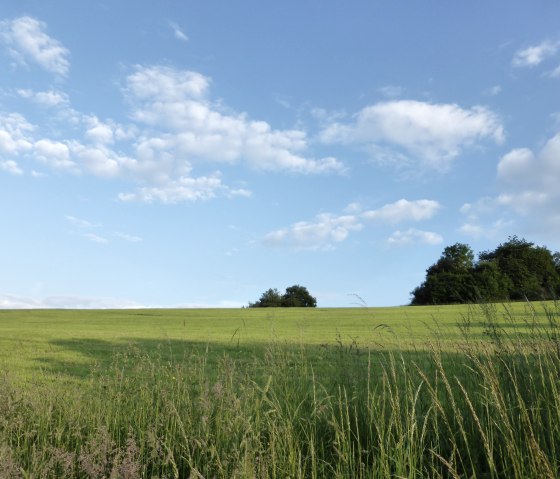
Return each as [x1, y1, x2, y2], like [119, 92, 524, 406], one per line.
[1, 302, 560, 477]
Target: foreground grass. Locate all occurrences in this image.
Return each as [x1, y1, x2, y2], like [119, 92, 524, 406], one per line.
[1, 302, 560, 477]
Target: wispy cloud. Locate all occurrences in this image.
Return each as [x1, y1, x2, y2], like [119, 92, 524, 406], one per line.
[114, 232, 143, 242]
[83, 233, 108, 244]
[512, 40, 560, 68]
[0, 16, 70, 77]
[169, 21, 188, 42]
[65, 215, 99, 228]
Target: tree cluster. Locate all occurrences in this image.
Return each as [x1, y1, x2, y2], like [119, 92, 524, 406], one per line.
[249, 285, 317, 308]
[411, 236, 560, 305]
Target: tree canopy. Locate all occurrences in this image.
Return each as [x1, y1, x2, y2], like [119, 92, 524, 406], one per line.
[411, 237, 560, 305]
[249, 285, 317, 308]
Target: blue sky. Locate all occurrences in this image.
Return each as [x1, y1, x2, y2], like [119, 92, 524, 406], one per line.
[1, 1, 559, 308]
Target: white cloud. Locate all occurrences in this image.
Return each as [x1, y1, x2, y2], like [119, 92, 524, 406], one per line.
[115, 232, 143, 242]
[118, 173, 250, 204]
[0, 113, 34, 154]
[462, 131, 560, 237]
[65, 215, 99, 228]
[83, 116, 117, 145]
[497, 134, 560, 196]
[512, 40, 560, 68]
[263, 198, 441, 251]
[362, 199, 441, 223]
[124, 65, 345, 175]
[459, 217, 513, 239]
[70, 142, 124, 178]
[169, 22, 188, 42]
[0, 16, 70, 77]
[17, 88, 69, 107]
[320, 100, 504, 170]
[486, 85, 502, 96]
[0, 160, 23, 175]
[387, 228, 443, 246]
[0, 293, 143, 309]
[35, 139, 76, 171]
[263, 213, 363, 251]
[378, 85, 405, 98]
[83, 233, 108, 244]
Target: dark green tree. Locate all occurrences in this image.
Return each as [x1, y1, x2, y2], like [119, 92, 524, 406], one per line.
[281, 285, 317, 307]
[472, 261, 512, 301]
[249, 288, 282, 308]
[411, 237, 560, 305]
[479, 236, 560, 300]
[249, 285, 317, 308]
[411, 243, 478, 305]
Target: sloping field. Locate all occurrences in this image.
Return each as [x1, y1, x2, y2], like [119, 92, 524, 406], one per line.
[1, 302, 560, 478]
[0, 302, 551, 380]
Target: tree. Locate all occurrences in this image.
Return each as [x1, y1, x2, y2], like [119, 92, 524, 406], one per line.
[411, 243, 478, 305]
[281, 285, 317, 307]
[249, 285, 317, 308]
[248, 288, 283, 308]
[411, 237, 560, 305]
[480, 236, 560, 300]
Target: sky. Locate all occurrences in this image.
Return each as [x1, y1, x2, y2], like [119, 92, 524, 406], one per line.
[0, 1, 559, 308]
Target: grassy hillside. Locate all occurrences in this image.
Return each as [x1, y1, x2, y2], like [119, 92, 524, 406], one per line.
[1, 302, 560, 477]
[0, 302, 551, 381]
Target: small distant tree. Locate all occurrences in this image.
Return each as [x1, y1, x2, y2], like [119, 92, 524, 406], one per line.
[281, 285, 317, 307]
[249, 285, 317, 308]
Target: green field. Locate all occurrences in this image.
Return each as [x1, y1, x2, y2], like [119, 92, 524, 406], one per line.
[0, 302, 547, 379]
[1, 302, 560, 478]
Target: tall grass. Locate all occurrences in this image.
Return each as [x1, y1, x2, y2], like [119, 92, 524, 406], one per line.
[1, 303, 560, 478]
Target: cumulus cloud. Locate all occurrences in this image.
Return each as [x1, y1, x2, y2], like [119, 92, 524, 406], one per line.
[320, 100, 504, 170]
[263, 213, 363, 251]
[17, 88, 70, 107]
[362, 199, 441, 223]
[0, 159, 23, 175]
[386, 228, 443, 246]
[124, 65, 345, 175]
[497, 148, 536, 183]
[497, 133, 560, 200]
[35, 139, 76, 171]
[0, 16, 70, 77]
[0, 113, 34, 154]
[263, 198, 440, 251]
[512, 40, 560, 68]
[1, 61, 344, 203]
[461, 132, 560, 238]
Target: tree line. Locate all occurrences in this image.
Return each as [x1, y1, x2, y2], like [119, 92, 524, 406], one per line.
[411, 236, 560, 305]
